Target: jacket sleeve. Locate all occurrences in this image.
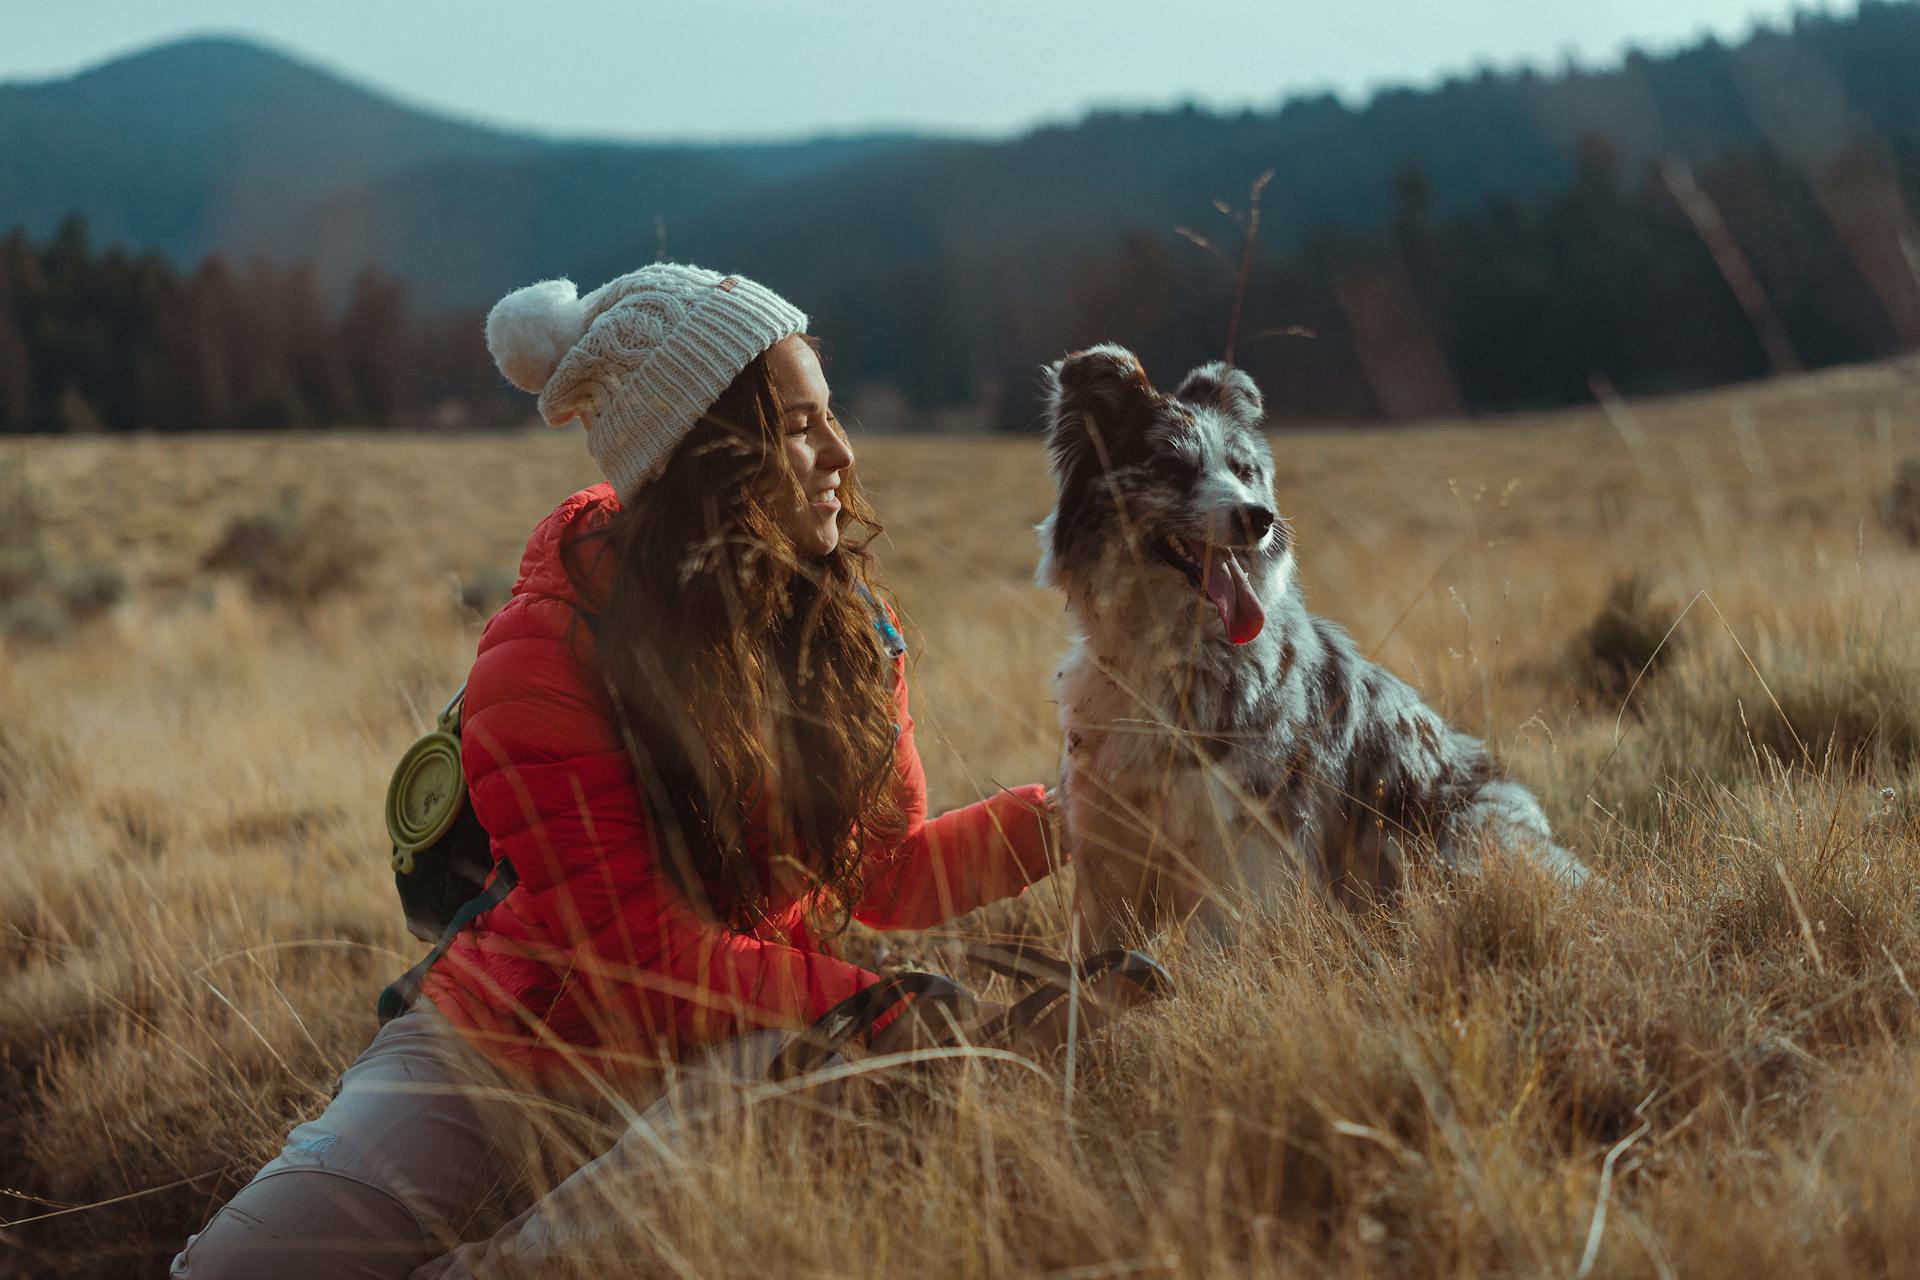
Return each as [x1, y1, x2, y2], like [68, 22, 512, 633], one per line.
[459, 595, 884, 1054]
[851, 649, 1061, 931]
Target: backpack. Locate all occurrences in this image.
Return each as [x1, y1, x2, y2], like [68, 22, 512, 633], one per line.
[375, 682, 518, 1022]
[374, 584, 907, 1023]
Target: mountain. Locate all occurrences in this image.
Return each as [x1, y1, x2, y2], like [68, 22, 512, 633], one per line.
[10, 14, 1920, 318]
[4, 6, 1919, 427]
[14, 9, 1920, 316]
[0, 35, 942, 290]
[0, 37, 547, 259]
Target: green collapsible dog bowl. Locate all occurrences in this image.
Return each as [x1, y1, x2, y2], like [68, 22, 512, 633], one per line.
[385, 729, 466, 875]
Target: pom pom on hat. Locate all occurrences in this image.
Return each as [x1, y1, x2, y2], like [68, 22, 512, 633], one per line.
[489, 262, 809, 503]
[485, 279, 590, 396]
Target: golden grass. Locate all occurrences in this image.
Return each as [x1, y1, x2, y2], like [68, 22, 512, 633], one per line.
[3, 356, 1920, 1275]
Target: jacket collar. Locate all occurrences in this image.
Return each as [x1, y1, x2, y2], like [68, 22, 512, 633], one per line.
[513, 483, 621, 608]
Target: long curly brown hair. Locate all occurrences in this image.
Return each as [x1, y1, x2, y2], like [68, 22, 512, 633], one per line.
[561, 336, 904, 935]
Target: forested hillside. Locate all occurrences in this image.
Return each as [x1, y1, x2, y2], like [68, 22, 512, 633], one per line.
[3, 3, 1918, 432]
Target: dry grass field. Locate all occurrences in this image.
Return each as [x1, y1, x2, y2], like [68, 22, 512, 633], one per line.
[5, 357, 1920, 1276]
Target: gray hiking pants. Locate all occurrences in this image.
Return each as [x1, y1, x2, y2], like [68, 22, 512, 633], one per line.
[168, 1000, 831, 1279]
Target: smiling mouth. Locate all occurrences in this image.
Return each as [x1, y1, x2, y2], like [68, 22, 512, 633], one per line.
[1151, 534, 1266, 645]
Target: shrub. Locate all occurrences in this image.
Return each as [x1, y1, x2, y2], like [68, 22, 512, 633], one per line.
[0, 456, 52, 603]
[1571, 572, 1682, 701]
[1746, 646, 1920, 772]
[0, 540, 51, 604]
[200, 487, 370, 604]
[0, 594, 72, 646]
[54, 563, 129, 620]
[456, 565, 516, 618]
[1623, 637, 1920, 789]
[0, 456, 126, 637]
[1880, 458, 1920, 546]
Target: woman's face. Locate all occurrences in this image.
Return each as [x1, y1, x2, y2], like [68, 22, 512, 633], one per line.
[766, 335, 854, 558]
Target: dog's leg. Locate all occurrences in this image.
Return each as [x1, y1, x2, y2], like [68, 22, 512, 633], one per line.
[1064, 787, 1162, 954]
[1070, 838, 1133, 955]
[1445, 778, 1591, 887]
[1524, 835, 1592, 887]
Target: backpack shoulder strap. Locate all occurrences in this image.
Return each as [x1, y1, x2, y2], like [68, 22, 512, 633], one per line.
[377, 858, 518, 1023]
[854, 581, 906, 659]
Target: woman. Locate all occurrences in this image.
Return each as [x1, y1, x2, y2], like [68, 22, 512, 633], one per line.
[172, 263, 1062, 1278]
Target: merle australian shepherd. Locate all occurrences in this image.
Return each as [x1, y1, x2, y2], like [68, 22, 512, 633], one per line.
[1037, 345, 1589, 948]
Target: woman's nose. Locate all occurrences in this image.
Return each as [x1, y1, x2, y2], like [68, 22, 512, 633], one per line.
[818, 425, 854, 472]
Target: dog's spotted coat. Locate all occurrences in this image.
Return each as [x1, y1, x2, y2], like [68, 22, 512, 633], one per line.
[1036, 344, 1588, 945]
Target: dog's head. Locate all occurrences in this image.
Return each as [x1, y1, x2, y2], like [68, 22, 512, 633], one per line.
[1036, 343, 1291, 645]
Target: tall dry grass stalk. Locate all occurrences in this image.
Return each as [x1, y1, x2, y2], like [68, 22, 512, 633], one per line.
[2, 355, 1919, 1275]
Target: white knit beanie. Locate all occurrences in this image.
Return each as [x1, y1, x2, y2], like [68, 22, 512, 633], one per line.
[483, 263, 809, 503]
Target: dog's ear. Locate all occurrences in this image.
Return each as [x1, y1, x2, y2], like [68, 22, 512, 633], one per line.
[1050, 343, 1154, 412]
[1173, 361, 1264, 429]
[1035, 344, 1156, 589]
[1045, 344, 1155, 435]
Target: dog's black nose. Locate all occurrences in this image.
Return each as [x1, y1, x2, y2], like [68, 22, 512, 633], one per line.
[1236, 504, 1276, 541]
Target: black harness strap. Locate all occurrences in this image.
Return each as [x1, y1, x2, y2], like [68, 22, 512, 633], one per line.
[377, 858, 518, 1023]
[764, 969, 968, 1081]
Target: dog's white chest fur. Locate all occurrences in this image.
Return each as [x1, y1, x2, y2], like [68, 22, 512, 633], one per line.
[1054, 635, 1302, 936]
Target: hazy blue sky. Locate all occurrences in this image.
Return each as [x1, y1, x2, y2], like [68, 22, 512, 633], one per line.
[8, 0, 1822, 141]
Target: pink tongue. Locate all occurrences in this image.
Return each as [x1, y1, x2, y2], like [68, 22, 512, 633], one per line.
[1202, 549, 1265, 644]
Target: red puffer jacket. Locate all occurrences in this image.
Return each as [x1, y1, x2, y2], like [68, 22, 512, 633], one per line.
[421, 483, 1057, 1092]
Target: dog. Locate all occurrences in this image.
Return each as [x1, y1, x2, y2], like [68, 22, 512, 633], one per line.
[1036, 344, 1589, 948]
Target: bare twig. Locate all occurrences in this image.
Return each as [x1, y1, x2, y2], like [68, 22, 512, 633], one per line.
[1226, 170, 1276, 367]
[1178, 167, 1279, 368]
